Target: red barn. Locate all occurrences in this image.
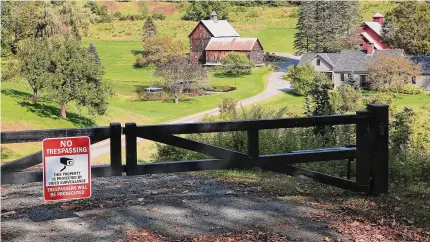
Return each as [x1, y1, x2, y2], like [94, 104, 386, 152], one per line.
[188, 12, 264, 65]
[360, 12, 390, 51]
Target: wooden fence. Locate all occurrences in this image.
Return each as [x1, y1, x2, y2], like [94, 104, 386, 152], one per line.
[1, 104, 389, 195]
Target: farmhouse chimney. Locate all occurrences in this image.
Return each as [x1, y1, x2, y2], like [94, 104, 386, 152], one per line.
[210, 11, 218, 23]
[372, 12, 384, 24]
[367, 42, 375, 55]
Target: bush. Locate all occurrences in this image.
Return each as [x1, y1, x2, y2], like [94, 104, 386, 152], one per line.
[285, 64, 316, 96]
[204, 86, 236, 92]
[152, 13, 166, 20]
[220, 52, 255, 76]
[247, 9, 259, 18]
[113, 12, 123, 19]
[378, 85, 425, 95]
[152, 97, 430, 189]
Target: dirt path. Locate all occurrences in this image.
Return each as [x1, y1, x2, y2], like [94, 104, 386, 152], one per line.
[90, 56, 300, 158]
[1, 173, 341, 241]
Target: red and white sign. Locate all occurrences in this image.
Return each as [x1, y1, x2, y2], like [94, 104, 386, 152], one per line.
[43, 136, 91, 201]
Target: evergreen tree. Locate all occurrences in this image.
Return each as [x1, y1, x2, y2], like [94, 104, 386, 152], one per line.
[142, 16, 157, 42]
[345, 72, 359, 89]
[88, 43, 101, 64]
[294, 1, 360, 54]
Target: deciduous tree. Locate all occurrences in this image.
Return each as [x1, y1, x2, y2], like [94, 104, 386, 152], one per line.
[35, 3, 61, 39]
[285, 64, 316, 96]
[220, 52, 255, 77]
[17, 38, 54, 103]
[382, 2, 430, 55]
[59, 1, 95, 40]
[154, 56, 209, 104]
[182, 1, 231, 21]
[142, 16, 157, 42]
[367, 54, 421, 90]
[136, 36, 186, 67]
[49, 37, 112, 118]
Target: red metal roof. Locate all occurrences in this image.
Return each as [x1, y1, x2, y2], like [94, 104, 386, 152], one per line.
[205, 37, 259, 51]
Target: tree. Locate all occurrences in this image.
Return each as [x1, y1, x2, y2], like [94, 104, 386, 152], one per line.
[138, 1, 148, 15]
[367, 54, 421, 90]
[35, 3, 61, 39]
[330, 84, 363, 114]
[59, 1, 95, 40]
[142, 17, 157, 42]
[182, 1, 231, 21]
[1, 1, 39, 55]
[294, 1, 361, 54]
[220, 52, 255, 76]
[382, 2, 430, 55]
[136, 36, 186, 67]
[285, 64, 316, 96]
[306, 73, 335, 137]
[154, 56, 209, 104]
[87, 43, 101, 64]
[17, 38, 54, 103]
[308, 73, 335, 116]
[345, 71, 359, 89]
[49, 37, 112, 119]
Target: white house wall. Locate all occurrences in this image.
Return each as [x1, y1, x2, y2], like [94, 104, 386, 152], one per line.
[309, 57, 332, 72]
[415, 75, 430, 91]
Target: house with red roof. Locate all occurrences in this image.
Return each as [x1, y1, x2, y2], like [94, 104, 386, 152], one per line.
[360, 12, 390, 51]
[188, 12, 264, 65]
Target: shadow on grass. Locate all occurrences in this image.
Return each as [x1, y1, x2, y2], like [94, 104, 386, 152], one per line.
[161, 97, 197, 104]
[212, 72, 242, 79]
[130, 50, 143, 56]
[18, 101, 96, 127]
[1, 89, 33, 99]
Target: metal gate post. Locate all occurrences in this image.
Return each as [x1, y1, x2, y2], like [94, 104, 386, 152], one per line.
[367, 104, 389, 195]
[124, 123, 137, 175]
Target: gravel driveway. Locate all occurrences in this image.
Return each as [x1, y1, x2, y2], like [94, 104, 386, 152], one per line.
[1, 173, 341, 241]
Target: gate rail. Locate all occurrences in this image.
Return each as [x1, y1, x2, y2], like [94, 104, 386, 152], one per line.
[1, 104, 389, 195]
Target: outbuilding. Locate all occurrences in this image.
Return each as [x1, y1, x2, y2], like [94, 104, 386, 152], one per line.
[188, 12, 264, 66]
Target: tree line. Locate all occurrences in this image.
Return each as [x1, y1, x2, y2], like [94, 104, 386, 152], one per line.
[294, 1, 430, 55]
[1, 1, 112, 119]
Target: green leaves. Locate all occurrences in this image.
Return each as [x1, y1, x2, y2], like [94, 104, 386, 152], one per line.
[382, 2, 430, 55]
[285, 64, 315, 96]
[294, 1, 361, 54]
[220, 52, 255, 77]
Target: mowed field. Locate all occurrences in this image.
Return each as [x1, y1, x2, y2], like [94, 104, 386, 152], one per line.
[1, 1, 400, 162]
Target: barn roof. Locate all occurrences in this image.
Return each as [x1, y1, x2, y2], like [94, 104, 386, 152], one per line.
[200, 20, 240, 37]
[363, 21, 382, 36]
[205, 37, 260, 51]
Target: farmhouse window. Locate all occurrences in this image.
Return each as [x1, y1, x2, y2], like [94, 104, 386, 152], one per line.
[316, 59, 321, 66]
[412, 76, 416, 84]
[341, 73, 345, 82]
[325, 72, 332, 80]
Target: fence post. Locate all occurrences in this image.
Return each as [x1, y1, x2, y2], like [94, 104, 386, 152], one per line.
[367, 104, 389, 195]
[110, 122, 123, 176]
[247, 129, 259, 168]
[125, 123, 137, 176]
[355, 110, 370, 186]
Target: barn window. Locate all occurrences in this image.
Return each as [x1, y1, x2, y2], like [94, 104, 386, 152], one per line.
[316, 59, 321, 66]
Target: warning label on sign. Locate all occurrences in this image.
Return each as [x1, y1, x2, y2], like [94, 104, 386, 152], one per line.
[43, 136, 91, 201]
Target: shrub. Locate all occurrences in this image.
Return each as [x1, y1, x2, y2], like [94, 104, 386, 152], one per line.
[113, 12, 123, 19]
[285, 64, 317, 96]
[152, 13, 166, 20]
[220, 52, 255, 76]
[378, 85, 425, 95]
[204, 86, 236, 92]
[247, 9, 259, 18]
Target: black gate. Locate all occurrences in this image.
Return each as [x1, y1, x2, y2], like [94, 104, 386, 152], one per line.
[1, 104, 389, 195]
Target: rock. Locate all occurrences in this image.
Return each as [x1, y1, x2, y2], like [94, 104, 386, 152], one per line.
[137, 198, 144, 202]
[150, 191, 158, 195]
